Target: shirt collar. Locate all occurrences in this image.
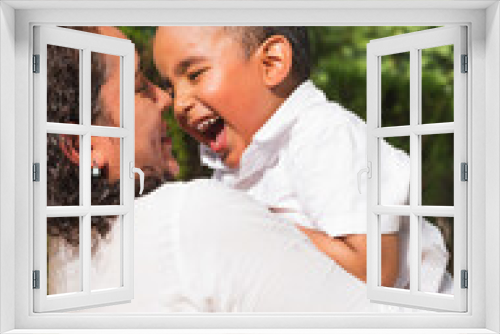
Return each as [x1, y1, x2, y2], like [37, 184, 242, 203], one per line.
[200, 80, 327, 181]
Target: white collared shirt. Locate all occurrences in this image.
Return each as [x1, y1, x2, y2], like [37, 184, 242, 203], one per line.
[201, 80, 409, 236]
[201, 80, 449, 292]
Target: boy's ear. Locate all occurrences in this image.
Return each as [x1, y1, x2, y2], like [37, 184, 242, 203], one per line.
[257, 35, 293, 88]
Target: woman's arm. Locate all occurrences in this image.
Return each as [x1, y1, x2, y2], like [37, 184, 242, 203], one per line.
[296, 226, 399, 287]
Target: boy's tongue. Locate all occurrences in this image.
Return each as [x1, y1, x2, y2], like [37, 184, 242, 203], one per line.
[209, 126, 226, 153]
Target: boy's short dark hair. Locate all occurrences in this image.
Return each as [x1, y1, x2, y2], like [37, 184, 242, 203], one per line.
[225, 26, 311, 85]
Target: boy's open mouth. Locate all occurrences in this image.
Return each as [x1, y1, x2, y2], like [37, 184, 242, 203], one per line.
[195, 116, 226, 153]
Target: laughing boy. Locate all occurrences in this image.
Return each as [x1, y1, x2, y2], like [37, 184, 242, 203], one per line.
[153, 26, 450, 292]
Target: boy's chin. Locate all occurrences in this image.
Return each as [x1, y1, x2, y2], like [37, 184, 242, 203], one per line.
[221, 153, 241, 170]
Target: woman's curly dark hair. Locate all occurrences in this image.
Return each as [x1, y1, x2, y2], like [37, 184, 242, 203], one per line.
[47, 26, 174, 247]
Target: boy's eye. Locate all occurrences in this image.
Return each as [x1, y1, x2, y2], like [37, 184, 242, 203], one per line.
[187, 68, 206, 81]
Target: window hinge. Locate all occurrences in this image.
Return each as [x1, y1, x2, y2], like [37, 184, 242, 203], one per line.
[461, 270, 468, 289]
[33, 163, 40, 182]
[461, 162, 468, 181]
[33, 54, 40, 73]
[33, 270, 40, 289]
[461, 54, 468, 73]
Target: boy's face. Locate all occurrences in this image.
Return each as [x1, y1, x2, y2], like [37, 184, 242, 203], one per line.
[154, 27, 276, 168]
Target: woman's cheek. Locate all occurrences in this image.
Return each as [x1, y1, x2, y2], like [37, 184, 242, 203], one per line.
[103, 79, 122, 126]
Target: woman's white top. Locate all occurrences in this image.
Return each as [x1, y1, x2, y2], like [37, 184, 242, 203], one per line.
[49, 179, 425, 313]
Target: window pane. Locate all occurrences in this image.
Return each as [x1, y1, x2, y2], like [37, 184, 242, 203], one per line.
[47, 44, 80, 124]
[91, 215, 121, 291]
[381, 52, 410, 127]
[47, 216, 81, 295]
[91, 52, 121, 127]
[379, 215, 410, 290]
[420, 216, 454, 294]
[380, 136, 410, 206]
[91, 137, 121, 206]
[421, 45, 454, 124]
[421, 133, 454, 206]
[47, 134, 80, 206]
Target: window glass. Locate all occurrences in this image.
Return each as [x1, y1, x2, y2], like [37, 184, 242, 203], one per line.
[421, 133, 454, 206]
[47, 217, 81, 295]
[380, 215, 410, 290]
[91, 52, 121, 127]
[381, 52, 410, 127]
[421, 45, 454, 124]
[380, 136, 410, 206]
[91, 215, 121, 291]
[91, 137, 121, 206]
[47, 45, 81, 124]
[47, 134, 80, 206]
[420, 216, 454, 294]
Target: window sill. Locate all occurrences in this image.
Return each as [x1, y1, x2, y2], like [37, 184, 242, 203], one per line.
[4, 329, 497, 334]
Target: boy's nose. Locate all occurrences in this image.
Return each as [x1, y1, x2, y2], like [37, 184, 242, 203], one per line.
[173, 92, 194, 121]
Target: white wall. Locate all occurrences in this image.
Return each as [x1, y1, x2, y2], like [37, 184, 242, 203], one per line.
[485, 2, 500, 333]
[0, 2, 16, 333]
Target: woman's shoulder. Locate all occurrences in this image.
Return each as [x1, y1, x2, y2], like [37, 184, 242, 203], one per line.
[134, 179, 241, 217]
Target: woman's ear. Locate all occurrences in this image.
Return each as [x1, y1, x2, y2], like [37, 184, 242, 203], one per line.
[59, 134, 80, 165]
[59, 135, 111, 170]
[90, 136, 112, 168]
[91, 136, 119, 180]
[257, 35, 293, 88]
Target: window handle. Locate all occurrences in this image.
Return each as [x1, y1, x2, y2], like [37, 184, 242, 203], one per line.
[129, 162, 144, 195]
[357, 161, 372, 194]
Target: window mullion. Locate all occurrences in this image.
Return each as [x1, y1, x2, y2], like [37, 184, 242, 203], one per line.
[81, 48, 92, 295]
[81, 214, 91, 294]
[82, 48, 91, 208]
[46, 205, 129, 217]
[409, 48, 420, 294]
[373, 123, 454, 138]
[373, 205, 454, 217]
[46, 123, 129, 138]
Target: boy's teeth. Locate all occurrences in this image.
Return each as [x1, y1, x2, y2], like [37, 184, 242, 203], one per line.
[197, 116, 219, 132]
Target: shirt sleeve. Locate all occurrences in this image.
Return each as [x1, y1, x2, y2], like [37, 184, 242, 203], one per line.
[287, 107, 409, 237]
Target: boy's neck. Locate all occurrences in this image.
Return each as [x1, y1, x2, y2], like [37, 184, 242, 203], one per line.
[272, 77, 300, 100]
[262, 79, 300, 125]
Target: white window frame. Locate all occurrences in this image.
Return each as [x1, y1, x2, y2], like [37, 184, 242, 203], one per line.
[366, 26, 468, 312]
[0, 1, 499, 333]
[32, 26, 136, 312]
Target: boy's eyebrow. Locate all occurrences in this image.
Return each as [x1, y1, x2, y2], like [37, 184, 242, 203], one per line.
[174, 56, 206, 76]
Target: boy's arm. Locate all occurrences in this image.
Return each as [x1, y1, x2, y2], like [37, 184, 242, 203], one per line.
[296, 226, 399, 287]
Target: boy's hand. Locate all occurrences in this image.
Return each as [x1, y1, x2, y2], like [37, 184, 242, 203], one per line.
[296, 225, 399, 287]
